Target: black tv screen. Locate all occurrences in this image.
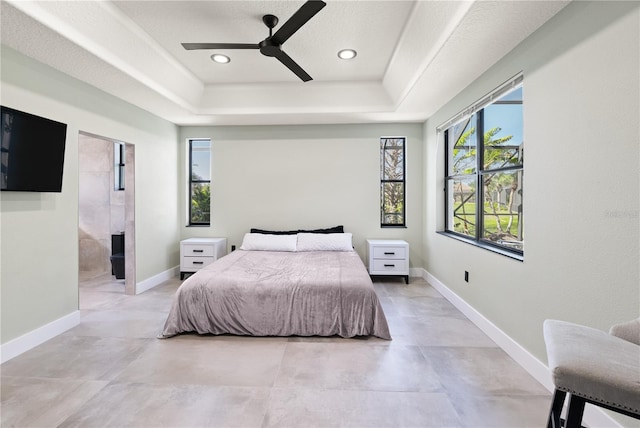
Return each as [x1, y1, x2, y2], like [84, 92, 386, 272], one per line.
[1, 106, 67, 192]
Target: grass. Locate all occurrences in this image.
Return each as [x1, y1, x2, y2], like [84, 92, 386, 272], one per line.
[453, 202, 520, 238]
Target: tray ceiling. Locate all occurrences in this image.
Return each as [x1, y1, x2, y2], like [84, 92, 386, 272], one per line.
[0, 0, 570, 125]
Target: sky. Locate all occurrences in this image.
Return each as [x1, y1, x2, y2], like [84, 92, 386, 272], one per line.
[484, 87, 523, 146]
[191, 141, 211, 180]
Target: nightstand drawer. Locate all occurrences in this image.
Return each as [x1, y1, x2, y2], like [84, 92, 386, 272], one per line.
[181, 256, 215, 271]
[371, 259, 408, 273]
[372, 246, 407, 260]
[182, 244, 215, 257]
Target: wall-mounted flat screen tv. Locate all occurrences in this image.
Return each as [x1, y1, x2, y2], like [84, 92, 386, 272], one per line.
[1, 106, 67, 192]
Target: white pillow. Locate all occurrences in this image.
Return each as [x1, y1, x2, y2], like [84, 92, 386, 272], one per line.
[296, 233, 353, 252]
[240, 233, 297, 252]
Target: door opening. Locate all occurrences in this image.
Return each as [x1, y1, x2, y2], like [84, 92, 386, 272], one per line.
[78, 132, 136, 297]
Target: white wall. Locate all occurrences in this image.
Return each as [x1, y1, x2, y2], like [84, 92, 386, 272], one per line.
[0, 47, 180, 344]
[179, 124, 424, 265]
[424, 0, 639, 377]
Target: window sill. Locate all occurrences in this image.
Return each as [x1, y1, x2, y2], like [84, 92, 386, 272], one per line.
[186, 224, 210, 227]
[436, 231, 523, 261]
[381, 225, 407, 229]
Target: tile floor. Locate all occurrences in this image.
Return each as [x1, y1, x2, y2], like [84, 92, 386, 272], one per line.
[1, 274, 552, 427]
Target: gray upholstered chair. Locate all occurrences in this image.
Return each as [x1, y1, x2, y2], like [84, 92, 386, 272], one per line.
[543, 318, 640, 428]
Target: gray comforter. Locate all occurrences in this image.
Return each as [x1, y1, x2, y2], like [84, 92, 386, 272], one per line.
[160, 250, 391, 339]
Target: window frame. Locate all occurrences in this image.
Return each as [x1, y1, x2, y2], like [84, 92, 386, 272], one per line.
[380, 136, 406, 228]
[441, 75, 524, 259]
[188, 138, 211, 227]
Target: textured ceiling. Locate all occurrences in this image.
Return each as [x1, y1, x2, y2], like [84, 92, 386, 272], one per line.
[0, 0, 570, 126]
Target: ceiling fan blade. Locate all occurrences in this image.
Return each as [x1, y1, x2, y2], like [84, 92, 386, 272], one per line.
[274, 50, 312, 82]
[182, 43, 259, 50]
[271, 0, 326, 46]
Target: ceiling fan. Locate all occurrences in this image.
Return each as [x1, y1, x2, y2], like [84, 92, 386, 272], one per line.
[182, 0, 326, 82]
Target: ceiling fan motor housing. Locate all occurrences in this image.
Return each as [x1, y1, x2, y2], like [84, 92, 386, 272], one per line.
[259, 39, 281, 57]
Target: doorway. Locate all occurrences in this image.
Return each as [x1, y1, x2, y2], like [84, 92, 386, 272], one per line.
[78, 132, 136, 295]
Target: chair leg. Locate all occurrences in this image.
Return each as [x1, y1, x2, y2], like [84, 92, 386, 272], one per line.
[547, 389, 566, 428]
[565, 394, 586, 428]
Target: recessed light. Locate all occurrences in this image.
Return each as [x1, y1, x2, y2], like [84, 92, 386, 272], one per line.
[211, 54, 230, 64]
[337, 49, 357, 60]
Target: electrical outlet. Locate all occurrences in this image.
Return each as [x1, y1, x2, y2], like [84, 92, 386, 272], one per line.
[464, 271, 469, 282]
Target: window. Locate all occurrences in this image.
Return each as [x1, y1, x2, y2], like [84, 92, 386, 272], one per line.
[380, 137, 406, 227]
[188, 139, 211, 226]
[442, 76, 523, 256]
[114, 142, 125, 191]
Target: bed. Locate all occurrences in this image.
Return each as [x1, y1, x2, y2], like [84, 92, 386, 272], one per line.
[160, 232, 391, 340]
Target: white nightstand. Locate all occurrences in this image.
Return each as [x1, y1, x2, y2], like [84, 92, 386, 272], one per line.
[366, 239, 409, 284]
[180, 238, 227, 279]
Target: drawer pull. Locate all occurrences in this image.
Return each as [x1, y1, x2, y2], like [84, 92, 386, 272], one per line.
[384, 252, 395, 255]
[384, 264, 395, 267]
[193, 249, 204, 253]
[193, 261, 204, 265]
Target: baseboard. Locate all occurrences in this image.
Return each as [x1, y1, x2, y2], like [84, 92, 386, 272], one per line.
[136, 265, 179, 294]
[0, 311, 80, 364]
[420, 268, 622, 428]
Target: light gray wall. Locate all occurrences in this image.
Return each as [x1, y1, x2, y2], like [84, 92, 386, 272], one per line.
[179, 124, 424, 265]
[424, 0, 639, 368]
[0, 47, 181, 343]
